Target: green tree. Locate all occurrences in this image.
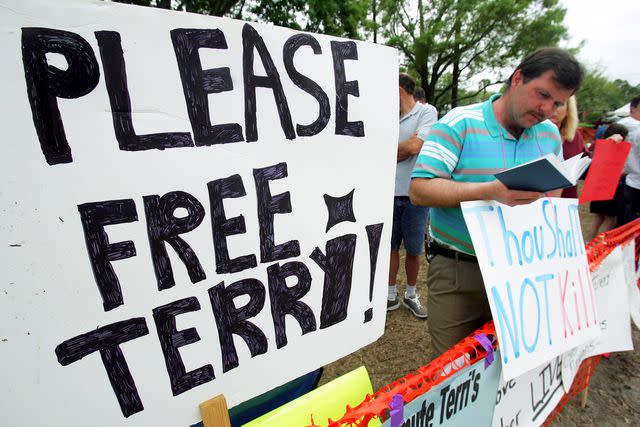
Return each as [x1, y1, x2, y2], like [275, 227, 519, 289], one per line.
[576, 68, 640, 122]
[112, 0, 239, 16]
[613, 79, 640, 105]
[110, 0, 369, 39]
[380, 0, 568, 112]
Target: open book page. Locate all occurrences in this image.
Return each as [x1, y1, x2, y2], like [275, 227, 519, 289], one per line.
[562, 152, 591, 183]
[541, 153, 572, 181]
[523, 152, 575, 183]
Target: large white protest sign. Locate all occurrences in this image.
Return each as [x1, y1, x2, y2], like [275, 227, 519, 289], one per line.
[562, 245, 634, 391]
[380, 354, 501, 427]
[0, 1, 398, 426]
[462, 199, 599, 380]
[491, 356, 564, 427]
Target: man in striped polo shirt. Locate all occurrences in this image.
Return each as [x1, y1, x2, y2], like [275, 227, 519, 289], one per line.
[409, 48, 583, 356]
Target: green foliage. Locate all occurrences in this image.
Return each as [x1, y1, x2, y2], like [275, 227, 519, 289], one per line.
[379, 0, 568, 112]
[109, 0, 369, 38]
[576, 68, 640, 123]
[304, 0, 370, 39]
[112, 0, 239, 16]
[613, 79, 640, 104]
[248, 0, 306, 29]
[107, 0, 639, 123]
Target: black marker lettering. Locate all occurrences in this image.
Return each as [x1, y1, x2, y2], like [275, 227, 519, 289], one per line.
[283, 34, 330, 137]
[153, 297, 215, 396]
[78, 199, 138, 311]
[144, 191, 206, 290]
[208, 279, 268, 372]
[96, 31, 194, 152]
[171, 28, 243, 146]
[242, 24, 295, 141]
[254, 162, 300, 263]
[330, 41, 364, 137]
[310, 234, 357, 328]
[207, 175, 257, 274]
[267, 261, 317, 348]
[55, 318, 149, 417]
[21, 28, 100, 164]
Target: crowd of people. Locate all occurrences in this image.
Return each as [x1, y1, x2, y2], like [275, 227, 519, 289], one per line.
[390, 47, 640, 358]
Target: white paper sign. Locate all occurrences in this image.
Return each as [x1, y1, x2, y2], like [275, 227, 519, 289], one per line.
[0, 1, 398, 426]
[622, 240, 640, 328]
[560, 338, 594, 394]
[586, 246, 633, 355]
[562, 244, 635, 391]
[462, 199, 600, 381]
[491, 357, 564, 427]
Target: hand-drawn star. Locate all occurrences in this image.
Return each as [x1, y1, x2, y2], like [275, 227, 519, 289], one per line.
[323, 189, 356, 232]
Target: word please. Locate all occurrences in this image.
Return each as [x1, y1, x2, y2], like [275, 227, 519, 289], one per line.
[22, 23, 364, 165]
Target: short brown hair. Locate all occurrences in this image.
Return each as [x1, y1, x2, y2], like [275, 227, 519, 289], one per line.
[399, 73, 416, 94]
[506, 47, 583, 93]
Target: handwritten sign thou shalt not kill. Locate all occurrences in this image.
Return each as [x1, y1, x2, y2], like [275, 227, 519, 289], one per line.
[462, 199, 600, 381]
[0, 1, 398, 426]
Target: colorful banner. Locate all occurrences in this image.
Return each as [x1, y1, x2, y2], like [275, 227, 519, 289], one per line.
[491, 356, 564, 427]
[380, 353, 501, 427]
[0, 1, 398, 426]
[462, 199, 600, 381]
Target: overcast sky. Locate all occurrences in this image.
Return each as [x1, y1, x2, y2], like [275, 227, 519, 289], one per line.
[561, 0, 640, 85]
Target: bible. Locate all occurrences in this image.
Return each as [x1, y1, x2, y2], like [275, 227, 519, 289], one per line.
[495, 152, 591, 192]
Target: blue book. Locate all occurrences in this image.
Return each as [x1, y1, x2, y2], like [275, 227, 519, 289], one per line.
[494, 153, 591, 193]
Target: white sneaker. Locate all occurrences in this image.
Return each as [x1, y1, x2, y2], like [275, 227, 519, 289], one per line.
[403, 294, 428, 319]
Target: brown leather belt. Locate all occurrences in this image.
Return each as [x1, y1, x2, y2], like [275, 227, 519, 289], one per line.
[431, 242, 477, 262]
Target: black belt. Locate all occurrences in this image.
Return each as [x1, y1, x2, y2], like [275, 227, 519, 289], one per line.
[431, 242, 477, 262]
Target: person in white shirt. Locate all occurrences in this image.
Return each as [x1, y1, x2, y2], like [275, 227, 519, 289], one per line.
[388, 74, 438, 318]
[617, 96, 640, 224]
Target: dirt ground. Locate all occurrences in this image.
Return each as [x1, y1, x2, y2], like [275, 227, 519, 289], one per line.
[319, 197, 640, 426]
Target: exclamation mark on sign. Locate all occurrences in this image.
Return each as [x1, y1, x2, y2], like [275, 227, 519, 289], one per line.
[364, 223, 383, 323]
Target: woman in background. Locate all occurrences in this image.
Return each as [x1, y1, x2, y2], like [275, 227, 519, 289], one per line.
[587, 123, 629, 241]
[550, 96, 588, 199]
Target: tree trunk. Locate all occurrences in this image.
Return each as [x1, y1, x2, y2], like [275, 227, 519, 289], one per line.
[418, 0, 429, 101]
[424, 67, 437, 105]
[451, 60, 460, 108]
[184, 0, 239, 16]
[372, 0, 378, 44]
[450, 0, 462, 108]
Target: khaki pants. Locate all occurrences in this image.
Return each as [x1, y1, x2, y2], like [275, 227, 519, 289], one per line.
[427, 254, 492, 357]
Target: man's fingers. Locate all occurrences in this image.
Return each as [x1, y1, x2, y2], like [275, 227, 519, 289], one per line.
[511, 190, 543, 199]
